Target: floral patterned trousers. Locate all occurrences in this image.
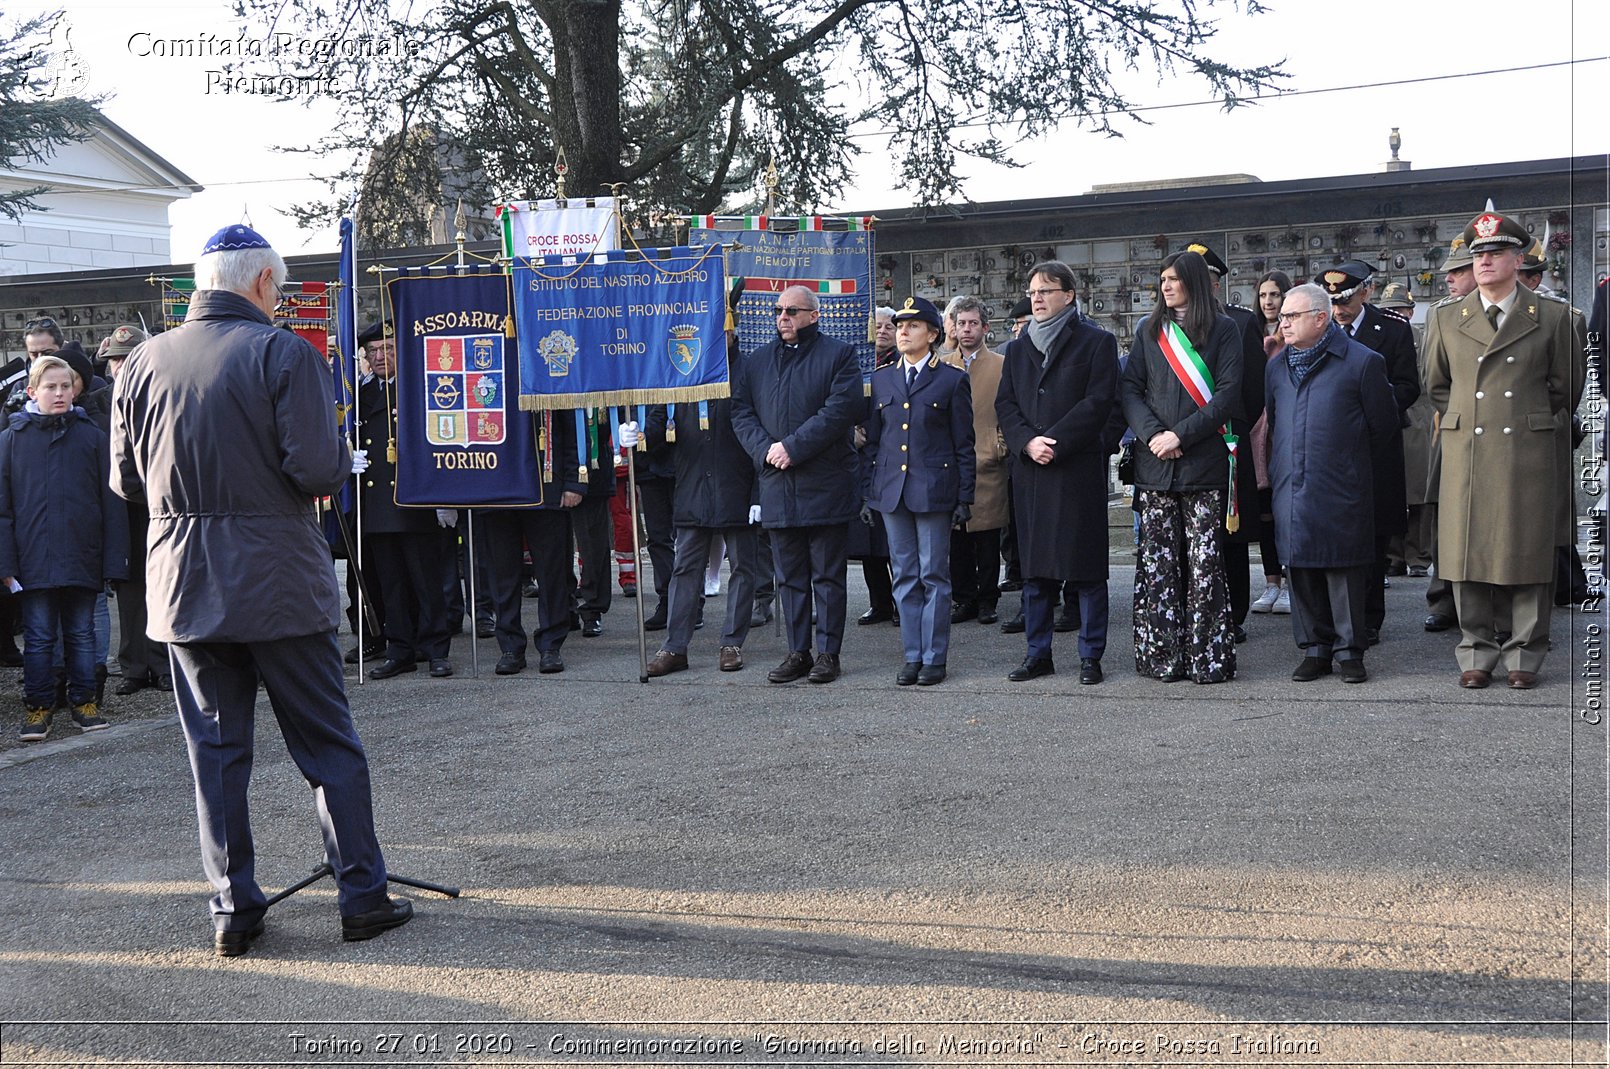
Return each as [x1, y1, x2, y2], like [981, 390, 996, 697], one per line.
[1133, 489, 1236, 683]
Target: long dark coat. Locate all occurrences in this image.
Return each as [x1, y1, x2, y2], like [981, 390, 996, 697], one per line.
[1265, 330, 1400, 568]
[110, 289, 351, 643]
[646, 394, 755, 529]
[730, 324, 862, 528]
[355, 375, 436, 535]
[1121, 314, 1244, 493]
[995, 312, 1120, 583]
[1346, 303, 1420, 535]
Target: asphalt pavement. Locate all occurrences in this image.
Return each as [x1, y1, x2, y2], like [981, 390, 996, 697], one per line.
[0, 560, 1605, 1067]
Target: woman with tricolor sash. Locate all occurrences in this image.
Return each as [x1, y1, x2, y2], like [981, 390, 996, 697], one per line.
[1120, 250, 1244, 683]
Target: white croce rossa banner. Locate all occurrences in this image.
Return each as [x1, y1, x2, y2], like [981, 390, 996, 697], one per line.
[496, 197, 619, 259]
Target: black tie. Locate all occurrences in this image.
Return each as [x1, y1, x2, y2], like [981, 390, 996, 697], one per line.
[1486, 304, 1501, 331]
[907, 364, 917, 390]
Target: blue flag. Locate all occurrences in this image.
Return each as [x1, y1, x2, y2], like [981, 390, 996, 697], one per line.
[333, 216, 358, 502]
[387, 266, 544, 506]
[512, 244, 728, 410]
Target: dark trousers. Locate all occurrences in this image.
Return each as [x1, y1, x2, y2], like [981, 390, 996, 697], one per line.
[1364, 533, 1390, 630]
[571, 494, 613, 616]
[637, 478, 676, 604]
[664, 525, 759, 654]
[861, 557, 893, 614]
[169, 632, 389, 930]
[770, 523, 849, 656]
[20, 587, 95, 708]
[1023, 576, 1107, 661]
[114, 578, 167, 684]
[753, 527, 775, 606]
[1287, 565, 1369, 661]
[369, 531, 451, 663]
[950, 527, 1002, 611]
[1001, 479, 1022, 583]
[482, 509, 575, 655]
[442, 518, 494, 628]
[1224, 539, 1251, 625]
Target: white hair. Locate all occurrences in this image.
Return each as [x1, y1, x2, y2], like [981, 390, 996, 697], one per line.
[1286, 282, 1331, 318]
[194, 246, 287, 296]
[875, 305, 896, 320]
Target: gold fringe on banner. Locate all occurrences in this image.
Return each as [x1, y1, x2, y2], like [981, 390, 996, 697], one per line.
[519, 382, 733, 411]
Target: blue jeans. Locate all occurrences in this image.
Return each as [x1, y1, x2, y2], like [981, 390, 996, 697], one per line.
[21, 586, 97, 708]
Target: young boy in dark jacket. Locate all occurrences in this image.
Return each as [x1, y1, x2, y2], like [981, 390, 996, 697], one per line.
[0, 355, 129, 740]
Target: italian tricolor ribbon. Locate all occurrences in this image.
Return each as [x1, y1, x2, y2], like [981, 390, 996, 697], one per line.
[1158, 321, 1239, 532]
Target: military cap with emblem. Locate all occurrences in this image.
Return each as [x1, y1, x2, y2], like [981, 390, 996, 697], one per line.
[201, 223, 272, 254]
[1442, 235, 1474, 272]
[357, 320, 395, 347]
[892, 295, 943, 331]
[1461, 210, 1530, 254]
[1181, 241, 1230, 277]
[1520, 238, 1547, 274]
[1317, 260, 1373, 301]
[102, 323, 149, 357]
[1375, 282, 1414, 311]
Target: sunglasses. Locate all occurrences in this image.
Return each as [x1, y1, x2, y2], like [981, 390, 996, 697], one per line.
[772, 306, 813, 317]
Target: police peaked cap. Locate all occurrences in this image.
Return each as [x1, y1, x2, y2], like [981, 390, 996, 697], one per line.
[1181, 242, 1229, 276]
[893, 296, 943, 331]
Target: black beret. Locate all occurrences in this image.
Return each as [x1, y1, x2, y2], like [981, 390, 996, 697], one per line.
[357, 320, 395, 347]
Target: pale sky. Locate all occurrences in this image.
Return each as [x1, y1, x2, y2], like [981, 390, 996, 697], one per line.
[20, 0, 1610, 257]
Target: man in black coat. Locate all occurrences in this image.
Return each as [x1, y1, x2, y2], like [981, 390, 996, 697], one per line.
[354, 321, 455, 679]
[1320, 261, 1420, 645]
[731, 285, 862, 684]
[995, 261, 1120, 685]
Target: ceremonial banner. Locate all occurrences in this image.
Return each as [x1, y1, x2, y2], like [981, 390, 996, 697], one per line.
[512, 244, 729, 410]
[387, 266, 543, 507]
[161, 276, 330, 357]
[497, 197, 619, 261]
[331, 217, 359, 509]
[690, 216, 876, 381]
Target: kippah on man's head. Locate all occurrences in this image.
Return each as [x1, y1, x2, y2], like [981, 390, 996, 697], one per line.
[202, 224, 272, 255]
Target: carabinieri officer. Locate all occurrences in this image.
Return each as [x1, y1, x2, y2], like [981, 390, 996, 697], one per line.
[863, 297, 975, 686]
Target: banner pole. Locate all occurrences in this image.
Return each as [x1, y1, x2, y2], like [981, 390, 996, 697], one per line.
[627, 439, 650, 683]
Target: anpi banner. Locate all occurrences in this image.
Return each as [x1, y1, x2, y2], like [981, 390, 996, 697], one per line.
[513, 244, 729, 410]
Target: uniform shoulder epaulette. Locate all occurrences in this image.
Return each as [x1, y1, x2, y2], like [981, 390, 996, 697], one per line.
[1433, 293, 1464, 308]
[1536, 290, 1579, 315]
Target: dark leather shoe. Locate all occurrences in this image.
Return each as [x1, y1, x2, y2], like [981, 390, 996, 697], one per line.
[857, 607, 893, 626]
[768, 651, 812, 683]
[1233, 625, 1248, 644]
[998, 578, 1023, 592]
[495, 652, 526, 675]
[344, 641, 385, 664]
[1291, 656, 1333, 682]
[428, 659, 452, 677]
[368, 658, 416, 680]
[807, 653, 840, 683]
[1365, 626, 1380, 646]
[1001, 612, 1025, 634]
[214, 918, 265, 958]
[1460, 669, 1491, 689]
[1407, 565, 1430, 577]
[1424, 613, 1455, 632]
[646, 650, 688, 677]
[950, 603, 977, 624]
[475, 622, 496, 639]
[1052, 610, 1079, 633]
[341, 897, 413, 941]
[1008, 656, 1054, 682]
[977, 606, 998, 625]
[1338, 659, 1367, 683]
[1507, 670, 1539, 689]
[1385, 561, 1407, 576]
[155, 674, 173, 692]
[115, 675, 149, 696]
[917, 664, 946, 686]
[643, 604, 668, 631]
[718, 646, 743, 672]
[581, 614, 603, 637]
[0, 646, 21, 667]
[538, 650, 565, 674]
[1079, 658, 1103, 685]
[896, 661, 921, 686]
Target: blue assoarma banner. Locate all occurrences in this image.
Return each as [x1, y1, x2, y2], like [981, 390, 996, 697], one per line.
[513, 245, 729, 410]
[387, 266, 544, 507]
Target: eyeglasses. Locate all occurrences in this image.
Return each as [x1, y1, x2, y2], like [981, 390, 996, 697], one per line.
[1026, 288, 1068, 298]
[772, 306, 813, 317]
[24, 317, 58, 330]
[1277, 308, 1324, 322]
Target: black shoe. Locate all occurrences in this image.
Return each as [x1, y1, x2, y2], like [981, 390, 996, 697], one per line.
[475, 622, 496, 640]
[344, 641, 385, 664]
[0, 646, 21, 667]
[950, 603, 978, 624]
[1385, 561, 1407, 577]
[341, 897, 414, 942]
[998, 578, 1023, 592]
[581, 614, 603, 638]
[1001, 612, 1025, 634]
[807, 653, 841, 683]
[522, 581, 540, 599]
[1291, 655, 1333, 682]
[769, 651, 813, 684]
[115, 674, 150, 696]
[368, 658, 415, 679]
[1338, 659, 1368, 683]
[1365, 626, 1380, 646]
[495, 652, 526, 675]
[1424, 613, 1454, 632]
[621, 582, 637, 599]
[1233, 624, 1248, 644]
[896, 661, 921, 686]
[1008, 656, 1054, 682]
[155, 674, 173, 692]
[917, 664, 946, 686]
[977, 606, 999, 625]
[857, 607, 894, 626]
[428, 659, 453, 677]
[1079, 658, 1103, 685]
[214, 918, 265, 958]
[1052, 611, 1079, 633]
[643, 604, 668, 631]
[538, 650, 565, 673]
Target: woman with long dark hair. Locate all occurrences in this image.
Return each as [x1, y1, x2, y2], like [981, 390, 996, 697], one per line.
[1250, 270, 1292, 615]
[1120, 250, 1244, 682]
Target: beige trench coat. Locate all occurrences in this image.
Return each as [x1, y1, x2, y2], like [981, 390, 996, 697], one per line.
[940, 347, 1009, 531]
[1424, 289, 1586, 585]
